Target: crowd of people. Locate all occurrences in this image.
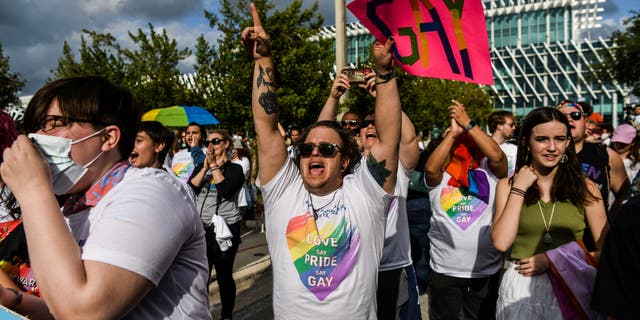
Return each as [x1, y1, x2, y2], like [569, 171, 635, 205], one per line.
[0, 4, 638, 320]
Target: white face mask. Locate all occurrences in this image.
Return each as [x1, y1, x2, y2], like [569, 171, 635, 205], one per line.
[600, 133, 610, 140]
[28, 129, 106, 195]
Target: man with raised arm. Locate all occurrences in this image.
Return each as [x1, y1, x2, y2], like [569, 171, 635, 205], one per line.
[318, 71, 422, 319]
[241, 3, 401, 318]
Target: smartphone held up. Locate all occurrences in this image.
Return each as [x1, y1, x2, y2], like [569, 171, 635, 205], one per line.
[342, 67, 372, 84]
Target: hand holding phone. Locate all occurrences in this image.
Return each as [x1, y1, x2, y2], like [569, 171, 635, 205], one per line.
[342, 67, 372, 84]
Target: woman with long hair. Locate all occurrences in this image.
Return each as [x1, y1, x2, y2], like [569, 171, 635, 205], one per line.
[492, 107, 608, 318]
[189, 128, 245, 319]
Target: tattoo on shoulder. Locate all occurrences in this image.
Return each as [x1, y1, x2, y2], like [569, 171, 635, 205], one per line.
[366, 154, 391, 187]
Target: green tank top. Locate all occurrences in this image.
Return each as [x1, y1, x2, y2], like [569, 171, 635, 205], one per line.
[510, 200, 585, 260]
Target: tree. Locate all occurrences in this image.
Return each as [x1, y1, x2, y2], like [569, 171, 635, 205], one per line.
[0, 43, 26, 109]
[122, 23, 198, 109]
[53, 25, 197, 110]
[597, 11, 640, 97]
[52, 31, 127, 84]
[342, 70, 493, 137]
[197, 0, 334, 133]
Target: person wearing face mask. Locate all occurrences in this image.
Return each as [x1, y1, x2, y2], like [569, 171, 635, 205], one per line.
[189, 129, 245, 320]
[0, 76, 211, 319]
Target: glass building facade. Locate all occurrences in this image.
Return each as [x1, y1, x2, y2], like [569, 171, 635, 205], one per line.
[319, 0, 627, 124]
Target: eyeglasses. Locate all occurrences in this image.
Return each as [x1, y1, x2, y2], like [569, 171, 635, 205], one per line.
[39, 115, 105, 133]
[504, 122, 515, 128]
[298, 142, 342, 157]
[205, 138, 224, 146]
[360, 120, 375, 128]
[340, 120, 359, 127]
[563, 111, 584, 121]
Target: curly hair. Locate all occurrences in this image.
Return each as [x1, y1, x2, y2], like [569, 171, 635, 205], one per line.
[294, 120, 361, 176]
[515, 107, 598, 206]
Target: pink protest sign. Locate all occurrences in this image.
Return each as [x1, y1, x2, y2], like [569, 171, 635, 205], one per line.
[347, 0, 493, 85]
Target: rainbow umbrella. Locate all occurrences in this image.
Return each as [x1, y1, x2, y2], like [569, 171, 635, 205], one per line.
[142, 106, 220, 127]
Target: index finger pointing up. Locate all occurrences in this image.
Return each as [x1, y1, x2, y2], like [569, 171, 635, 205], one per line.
[250, 2, 262, 27]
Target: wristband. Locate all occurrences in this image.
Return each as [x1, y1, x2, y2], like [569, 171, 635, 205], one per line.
[464, 121, 476, 132]
[6, 288, 22, 310]
[510, 187, 526, 197]
[375, 69, 396, 83]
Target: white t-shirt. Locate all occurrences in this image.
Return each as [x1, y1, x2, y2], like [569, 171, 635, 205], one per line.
[379, 165, 413, 271]
[500, 142, 518, 177]
[170, 149, 196, 183]
[233, 156, 251, 207]
[427, 164, 503, 278]
[67, 167, 211, 319]
[623, 158, 640, 183]
[257, 157, 392, 319]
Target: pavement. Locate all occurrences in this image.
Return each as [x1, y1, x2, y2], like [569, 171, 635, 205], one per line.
[208, 221, 273, 319]
[207, 220, 431, 320]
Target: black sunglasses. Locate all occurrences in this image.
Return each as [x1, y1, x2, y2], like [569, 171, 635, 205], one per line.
[360, 120, 375, 128]
[205, 138, 224, 146]
[298, 142, 342, 157]
[563, 111, 584, 121]
[340, 120, 359, 127]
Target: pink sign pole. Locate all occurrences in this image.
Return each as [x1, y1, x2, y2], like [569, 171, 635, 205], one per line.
[348, 0, 494, 85]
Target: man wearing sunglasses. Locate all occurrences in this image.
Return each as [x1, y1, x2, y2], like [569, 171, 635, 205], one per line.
[243, 3, 401, 318]
[488, 110, 518, 177]
[555, 100, 629, 245]
[318, 67, 423, 318]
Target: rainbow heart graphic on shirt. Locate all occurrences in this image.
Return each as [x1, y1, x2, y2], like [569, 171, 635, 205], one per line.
[172, 162, 194, 181]
[286, 212, 359, 301]
[440, 170, 490, 230]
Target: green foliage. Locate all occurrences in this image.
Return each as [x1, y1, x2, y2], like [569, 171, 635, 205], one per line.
[0, 43, 26, 109]
[52, 24, 197, 111]
[343, 70, 493, 135]
[197, 0, 333, 133]
[596, 11, 640, 97]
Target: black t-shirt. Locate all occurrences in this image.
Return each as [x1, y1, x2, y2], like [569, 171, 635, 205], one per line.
[577, 142, 610, 251]
[591, 196, 640, 319]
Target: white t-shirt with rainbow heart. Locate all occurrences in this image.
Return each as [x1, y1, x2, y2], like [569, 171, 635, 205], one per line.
[258, 156, 392, 319]
[427, 163, 503, 278]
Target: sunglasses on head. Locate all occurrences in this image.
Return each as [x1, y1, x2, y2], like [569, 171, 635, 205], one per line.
[298, 142, 342, 157]
[563, 111, 584, 121]
[340, 120, 359, 127]
[360, 120, 375, 128]
[204, 138, 224, 146]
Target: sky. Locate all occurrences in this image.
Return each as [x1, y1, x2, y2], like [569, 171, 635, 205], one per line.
[1, 0, 637, 96]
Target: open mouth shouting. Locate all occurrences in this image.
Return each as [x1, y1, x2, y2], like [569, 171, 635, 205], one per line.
[309, 161, 325, 176]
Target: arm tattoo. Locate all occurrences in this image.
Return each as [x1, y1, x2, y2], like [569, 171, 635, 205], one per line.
[366, 154, 391, 187]
[257, 65, 278, 114]
[259, 91, 278, 114]
[257, 65, 276, 89]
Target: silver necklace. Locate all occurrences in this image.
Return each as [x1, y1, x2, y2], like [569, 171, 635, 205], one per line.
[536, 200, 556, 245]
[309, 190, 338, 220]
